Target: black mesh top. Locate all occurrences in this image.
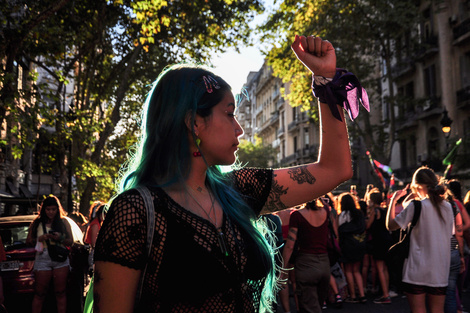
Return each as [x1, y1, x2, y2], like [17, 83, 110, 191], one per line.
[94, 168, 273, 312]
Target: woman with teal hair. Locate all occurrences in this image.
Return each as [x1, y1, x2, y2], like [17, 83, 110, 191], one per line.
[93, 35, 361, 313]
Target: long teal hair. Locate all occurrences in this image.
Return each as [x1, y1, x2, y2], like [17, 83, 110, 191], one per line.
[118, 63, 277, 311]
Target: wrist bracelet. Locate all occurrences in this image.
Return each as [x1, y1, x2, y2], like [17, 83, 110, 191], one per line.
[312, 68, 370, 121]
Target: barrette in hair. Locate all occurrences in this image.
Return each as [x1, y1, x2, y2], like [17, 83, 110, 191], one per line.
[203, 75, 221, 93]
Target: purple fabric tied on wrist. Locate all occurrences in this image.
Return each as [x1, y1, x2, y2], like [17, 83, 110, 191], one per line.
[312, 68, 370, 121]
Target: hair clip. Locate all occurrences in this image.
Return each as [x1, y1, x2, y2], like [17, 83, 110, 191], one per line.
[202, 75, 220, 93]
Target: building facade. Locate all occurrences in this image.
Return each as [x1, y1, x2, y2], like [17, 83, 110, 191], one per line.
[383, 0, 470, 186]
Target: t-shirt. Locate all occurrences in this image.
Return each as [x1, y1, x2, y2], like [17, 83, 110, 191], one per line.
[289, 209, 328, 254]
[94, 168, 273, 312]
[84, 218, 101, 245]
[394, 198, 453, 287]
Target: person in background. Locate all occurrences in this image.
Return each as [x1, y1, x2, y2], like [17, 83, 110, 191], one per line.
[387, 166, 454, 313]
[0, 236, 6, 313]
[463, 191, 470, 300]
[26, 195, 73, 313]
[337, 192, 367, 304]
[322, 195, 344, 308]
[360, 192, 376, 296]
[84, 201, 107, 274]
[276, 207, 300, 313]
[282, 199, 330, 312]
[444, 183, 466, 313]
[93, 35, 357, 313]
[69, 212, 88, 233]
[366, 188, 393, 304]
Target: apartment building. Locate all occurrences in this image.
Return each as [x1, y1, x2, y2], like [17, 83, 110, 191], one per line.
[383, 0, 470, 185]
[239, 1, 470, 190]
[239, 61, 320, 169]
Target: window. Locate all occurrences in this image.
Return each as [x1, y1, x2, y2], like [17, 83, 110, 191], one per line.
[460, 52, 470, 89]
[400, 140, 407, 169]
[424, 65, 437, 98]
[409, 136, 417, 167]
[304, 128, 310, 148]
[427, 127, 440, 162]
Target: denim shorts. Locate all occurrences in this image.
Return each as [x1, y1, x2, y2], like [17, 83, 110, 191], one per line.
[34, 249, 70, 271]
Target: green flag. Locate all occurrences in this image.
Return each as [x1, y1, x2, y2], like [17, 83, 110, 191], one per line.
[442, 138, 462, 166]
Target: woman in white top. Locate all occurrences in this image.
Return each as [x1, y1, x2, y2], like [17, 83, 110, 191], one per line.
[387, 166, 454, 313]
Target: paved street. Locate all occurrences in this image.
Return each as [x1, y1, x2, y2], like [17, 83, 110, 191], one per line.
[276, 287, 470, 313]
[4, 281, 470, 312]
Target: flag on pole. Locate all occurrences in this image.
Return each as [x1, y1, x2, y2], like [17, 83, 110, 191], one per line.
[443, 138, 462, 179]
[373, 159, 393, 175]
[443, 138, 462, 166]
[366, 151, 387, 190]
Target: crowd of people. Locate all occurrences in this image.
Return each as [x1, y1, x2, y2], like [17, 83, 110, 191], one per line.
[16, 33, 469, 313]
[276, 171, 470, 313]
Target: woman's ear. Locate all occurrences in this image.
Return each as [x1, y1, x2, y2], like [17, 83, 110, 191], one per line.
[184, 111, 197, 134]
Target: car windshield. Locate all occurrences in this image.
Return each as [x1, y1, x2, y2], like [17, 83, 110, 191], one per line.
[0, 224, 30, 251]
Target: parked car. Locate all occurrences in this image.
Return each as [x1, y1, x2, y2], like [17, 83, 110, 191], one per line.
[0, 215, 36, 295]
[0, 214, 87, 313]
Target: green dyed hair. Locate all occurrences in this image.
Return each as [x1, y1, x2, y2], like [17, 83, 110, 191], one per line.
[117, 63, 278, 311]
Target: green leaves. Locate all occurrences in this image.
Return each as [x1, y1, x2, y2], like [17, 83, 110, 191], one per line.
[237, 135, 278, 168]
[1, 0, 265, 213]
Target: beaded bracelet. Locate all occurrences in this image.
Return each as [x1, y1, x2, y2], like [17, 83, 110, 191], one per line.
[312, 68, 370, 121]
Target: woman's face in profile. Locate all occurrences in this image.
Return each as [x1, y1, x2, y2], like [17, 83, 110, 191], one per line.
[196, 91, 244, 165]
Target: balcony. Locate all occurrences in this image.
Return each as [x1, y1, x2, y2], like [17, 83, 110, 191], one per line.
[272, 89, 280, 100]
[281, 153, 299, 166]
[276, 97, 284, 110]
[391, 58, 416, 79]
[270, 111, 279, 124]
[456, 87, 470, 109]
[415, 35, 439, 60]
[288, 120, 299, 132]
[453, 18, 470, 45]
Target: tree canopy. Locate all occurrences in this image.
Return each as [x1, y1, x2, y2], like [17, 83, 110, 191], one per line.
[260, 0, 421, 163]
[1, 0, 263, 213]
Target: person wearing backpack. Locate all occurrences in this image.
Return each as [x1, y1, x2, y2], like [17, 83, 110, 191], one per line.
[387, 166, 454, 313]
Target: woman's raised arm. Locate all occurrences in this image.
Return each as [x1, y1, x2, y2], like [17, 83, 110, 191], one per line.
[261, 36, 353, 214]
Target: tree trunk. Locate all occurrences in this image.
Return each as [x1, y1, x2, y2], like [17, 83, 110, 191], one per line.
[78, 46, 142, 214]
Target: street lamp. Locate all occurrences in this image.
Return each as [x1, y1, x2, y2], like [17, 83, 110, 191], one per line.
[440, 109, 452, 138]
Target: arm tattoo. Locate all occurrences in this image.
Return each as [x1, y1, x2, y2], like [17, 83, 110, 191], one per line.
[456, 224, 463, 233]
[265, 175, 288, 212]
[288, 165, 316, 185]
[289, 228, 297, 235]
[287, 235, 296, 241]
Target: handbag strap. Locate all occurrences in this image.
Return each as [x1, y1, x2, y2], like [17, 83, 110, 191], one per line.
[135, 186, 155, 304]
[41, 222, 53, 248]
[409, 200, 421, 233]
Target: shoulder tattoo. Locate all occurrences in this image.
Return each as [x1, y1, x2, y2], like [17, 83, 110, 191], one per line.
[288, 166, 316, 185]
[266, 174, 288, 212]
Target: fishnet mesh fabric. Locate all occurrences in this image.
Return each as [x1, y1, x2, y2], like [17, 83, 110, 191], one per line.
[94, 168, 273, 312]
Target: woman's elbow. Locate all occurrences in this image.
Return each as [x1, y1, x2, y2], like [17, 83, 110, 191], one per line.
[343, 167, 353, 181]
[335, 166, 353, 184]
